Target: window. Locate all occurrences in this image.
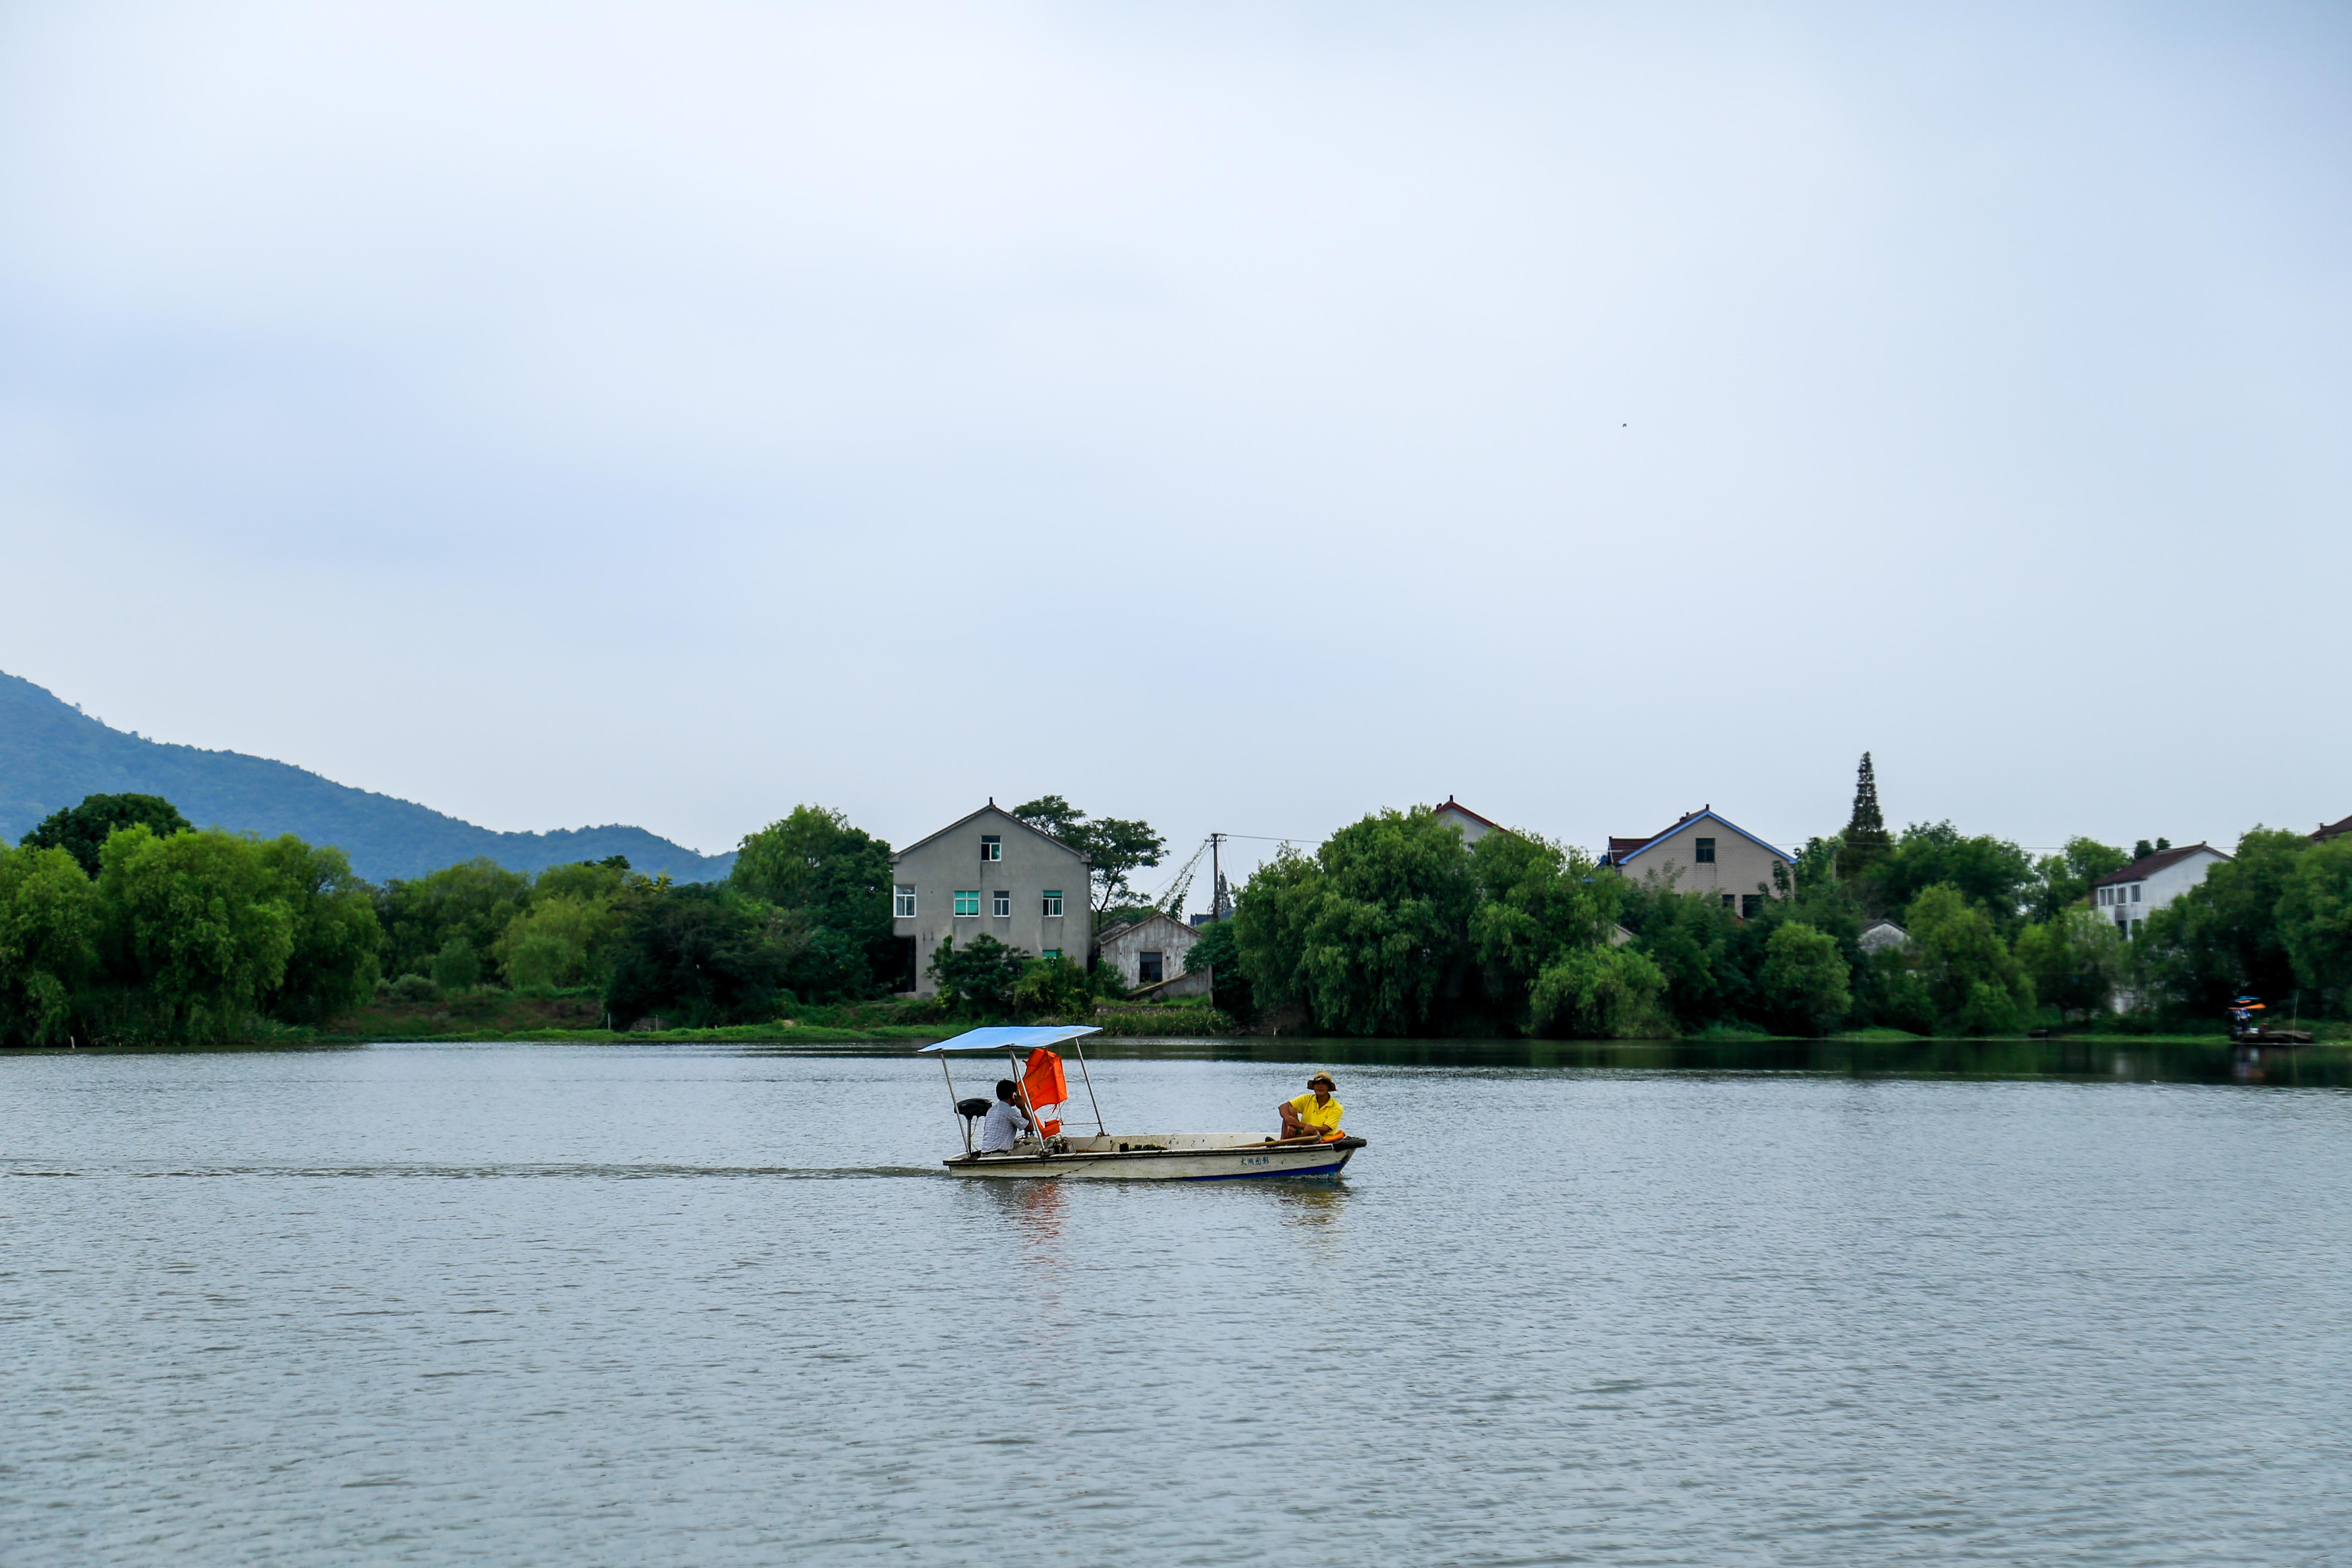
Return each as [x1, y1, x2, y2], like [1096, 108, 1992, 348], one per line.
[1720, 893, 1735, 909]
[1041, 890, 1063, 918]
[953, 890, 980, 917]
[2098, 887, 2108, 905]
[1138, 951, 1164, 984]
[893, 885, 916, 919]
[992, 891, 1011, 918]
[1042, 949, 1061, 962]
[1741, 894, 1763, 919]
[980, 836, 1001, 862]
[1695, 837, 1716, 864]
[2129, 885, 2141, 903]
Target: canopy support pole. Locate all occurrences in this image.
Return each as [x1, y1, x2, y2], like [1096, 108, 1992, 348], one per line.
[1069, 1033, 1107, 1137]
[940, 1054, 972, 1153]
[1009, 1047, 1047, 1149]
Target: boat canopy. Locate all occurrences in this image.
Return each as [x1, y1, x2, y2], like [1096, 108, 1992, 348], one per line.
[915, 1026, 1103, 1054]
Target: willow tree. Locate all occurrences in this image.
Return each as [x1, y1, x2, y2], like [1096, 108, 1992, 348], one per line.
[0, 843, 99, 1044]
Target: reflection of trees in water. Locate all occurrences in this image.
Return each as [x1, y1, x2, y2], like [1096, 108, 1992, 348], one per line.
[1111, 1034, 2352, 1087]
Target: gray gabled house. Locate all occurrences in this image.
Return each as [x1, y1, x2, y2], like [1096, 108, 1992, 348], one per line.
[890, 802, 1092, 996]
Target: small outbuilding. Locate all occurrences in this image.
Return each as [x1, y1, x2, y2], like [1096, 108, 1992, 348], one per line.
[1858, 919, 1910, 955]
[1095, 911, 1204, 991]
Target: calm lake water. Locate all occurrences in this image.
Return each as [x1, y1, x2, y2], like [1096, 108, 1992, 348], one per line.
[6, 1039, 2350, 1565]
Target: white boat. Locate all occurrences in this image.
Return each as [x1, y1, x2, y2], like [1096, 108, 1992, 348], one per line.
[920, 1026, 1365, 1182]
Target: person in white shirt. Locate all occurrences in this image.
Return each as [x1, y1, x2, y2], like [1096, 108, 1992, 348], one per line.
[978, 1080, 1034, 1154]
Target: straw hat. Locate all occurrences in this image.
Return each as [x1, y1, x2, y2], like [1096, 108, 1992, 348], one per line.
[1306, 1071, 1336, 1090]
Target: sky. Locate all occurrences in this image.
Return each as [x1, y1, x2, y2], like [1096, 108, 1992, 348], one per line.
[1, 0, 2346, 897]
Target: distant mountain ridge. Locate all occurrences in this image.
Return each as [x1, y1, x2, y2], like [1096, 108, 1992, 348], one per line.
[0, 671, 736, 884]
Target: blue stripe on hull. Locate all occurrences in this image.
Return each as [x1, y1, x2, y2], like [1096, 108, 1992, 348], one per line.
[1183, 1160, 1348, 1181]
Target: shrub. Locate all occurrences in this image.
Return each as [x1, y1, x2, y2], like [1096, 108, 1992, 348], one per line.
[431, 936, 482, 992]
[388, 973, 439, 1005]
[1757, 920, 1852, 1035]
[1011, 955, 1093, 1018]
[926, 934, 1030, 1014]
[1529, 945, 1670, 1038]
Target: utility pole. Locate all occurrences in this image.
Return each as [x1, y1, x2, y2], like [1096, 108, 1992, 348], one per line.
[1209, 833, 1232, 921]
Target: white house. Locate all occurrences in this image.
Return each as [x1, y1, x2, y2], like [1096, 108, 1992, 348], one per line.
[2091, 842, 2230, 940]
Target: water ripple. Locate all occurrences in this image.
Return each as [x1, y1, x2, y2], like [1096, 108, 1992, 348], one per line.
[3, 1160, 943, 1180]
[5, 1045, 2349, 1566]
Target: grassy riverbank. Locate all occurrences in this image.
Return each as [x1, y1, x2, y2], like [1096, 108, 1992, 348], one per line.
[227, 985, 2346, 1048]
[312, 991, 933, 1044]
[304, 988, 1240, 1044]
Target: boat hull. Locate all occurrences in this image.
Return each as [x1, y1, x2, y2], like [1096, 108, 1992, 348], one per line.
[945, 1136, 1363, 1181]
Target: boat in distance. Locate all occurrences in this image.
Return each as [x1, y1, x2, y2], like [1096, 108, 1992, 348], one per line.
[919, 1026, 1366, 1182]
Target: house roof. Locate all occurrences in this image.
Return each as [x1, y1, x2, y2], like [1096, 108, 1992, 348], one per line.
[1605, 807, 1793, 869]
[2315, 815, 2352, 842]
[890, 801, 1089, 866]
[1095, 911, 1196, 951]
[2092, 842, 2228, 888]
[1432, 796, 1504, 834]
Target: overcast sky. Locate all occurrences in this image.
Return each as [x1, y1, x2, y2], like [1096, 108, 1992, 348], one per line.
[2, 1, 2345, 892]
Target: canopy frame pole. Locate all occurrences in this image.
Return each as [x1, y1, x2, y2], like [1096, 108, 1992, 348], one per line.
[1069, 1032, 1107, 1137]
[1008, 1047, 1047, 1150]
[940, 1055, 973, 1155]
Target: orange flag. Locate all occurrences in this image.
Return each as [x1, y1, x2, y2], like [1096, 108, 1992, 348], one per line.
[1022, 1048, 1069, 1135]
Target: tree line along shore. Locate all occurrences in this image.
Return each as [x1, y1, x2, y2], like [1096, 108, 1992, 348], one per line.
[0, 776, 2345, 1047]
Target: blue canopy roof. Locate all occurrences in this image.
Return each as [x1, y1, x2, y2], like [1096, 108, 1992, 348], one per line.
[915, 1026, 1102, 1054]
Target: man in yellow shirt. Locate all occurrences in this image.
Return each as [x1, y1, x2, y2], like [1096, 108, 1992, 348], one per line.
[1275, 1072, 1345, 1142]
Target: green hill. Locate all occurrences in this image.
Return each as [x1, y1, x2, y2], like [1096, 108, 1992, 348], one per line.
[0, 671, 735, 884]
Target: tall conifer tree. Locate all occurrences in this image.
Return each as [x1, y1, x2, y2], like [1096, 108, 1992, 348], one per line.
[1841, 752, 1891, 880]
